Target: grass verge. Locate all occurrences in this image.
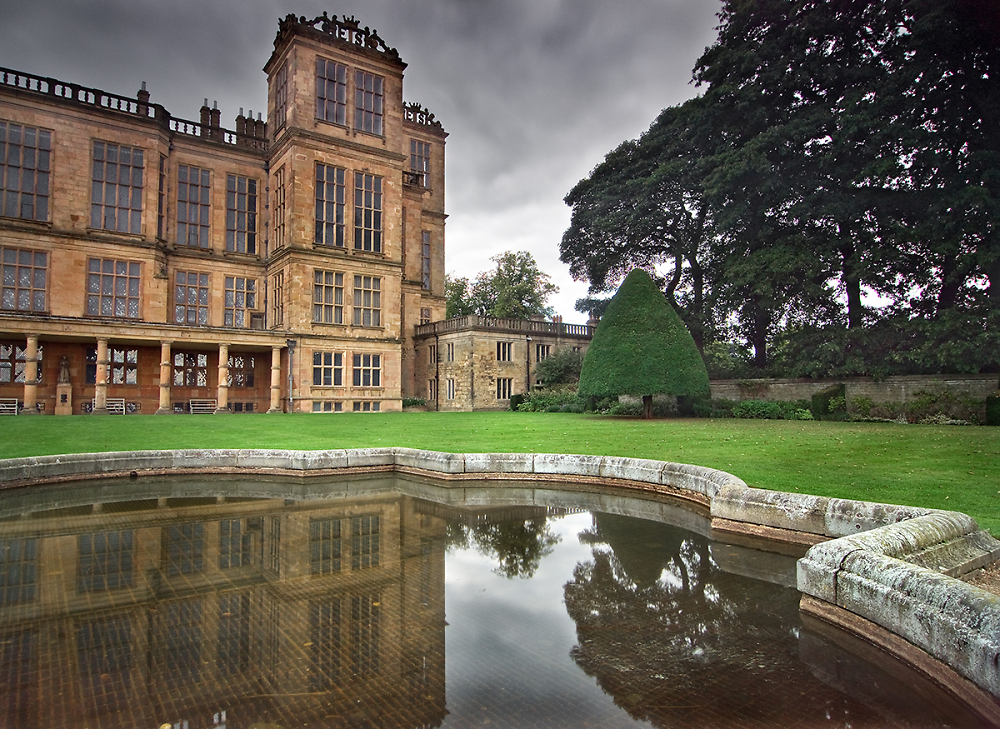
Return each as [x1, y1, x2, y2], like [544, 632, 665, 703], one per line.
[2, 412, 998, 534]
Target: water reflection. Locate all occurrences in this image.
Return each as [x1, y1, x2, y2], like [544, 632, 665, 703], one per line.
[0, 474, 989, 729]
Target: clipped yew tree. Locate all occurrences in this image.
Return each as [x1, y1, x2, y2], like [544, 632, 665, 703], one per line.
[578, 268, 709, 418]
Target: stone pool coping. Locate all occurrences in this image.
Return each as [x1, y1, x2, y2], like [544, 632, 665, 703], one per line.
[2, 447, 999, 711]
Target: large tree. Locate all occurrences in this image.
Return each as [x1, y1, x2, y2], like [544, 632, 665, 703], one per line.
[578, 269, 709, 418]
[446, 251, 558, 320]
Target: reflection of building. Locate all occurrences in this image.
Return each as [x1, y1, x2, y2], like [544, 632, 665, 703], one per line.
[0, 488, 447, 729]
[413, 316, 593, 410]
[0, 13, 446, 415]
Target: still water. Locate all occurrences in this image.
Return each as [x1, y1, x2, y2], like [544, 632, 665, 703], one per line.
[0, 473, 987, 728]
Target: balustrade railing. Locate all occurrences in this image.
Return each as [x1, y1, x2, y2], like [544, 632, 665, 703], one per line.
[1, 66, 267, 152]
[415, 316, 593, 338]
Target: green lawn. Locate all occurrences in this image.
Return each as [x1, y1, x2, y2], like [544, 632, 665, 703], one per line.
[2, 412, 999, 534]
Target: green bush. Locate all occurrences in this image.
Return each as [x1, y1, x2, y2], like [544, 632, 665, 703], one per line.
[851, 396, 874, 419]
[904, 389, 984, 424]
[514, 387, 580, 413]
[509, 394, 527, 411]
[607, 400, 643, 416]
[811, 384, 847, 420]
[986, 394, 1000, 426]
[402, 398, 426, 408]
[732, 400, 786, 419]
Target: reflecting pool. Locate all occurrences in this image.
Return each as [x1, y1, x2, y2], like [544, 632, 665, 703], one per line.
[0, 473, 987, 728]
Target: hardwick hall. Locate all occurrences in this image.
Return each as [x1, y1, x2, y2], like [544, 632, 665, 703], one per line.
[0, 13, 590, 415]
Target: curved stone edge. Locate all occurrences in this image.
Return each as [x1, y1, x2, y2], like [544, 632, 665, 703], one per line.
[2, 448, 999, 700]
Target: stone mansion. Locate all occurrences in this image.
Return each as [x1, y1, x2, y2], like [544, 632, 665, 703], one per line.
[0, 13, 590, 415]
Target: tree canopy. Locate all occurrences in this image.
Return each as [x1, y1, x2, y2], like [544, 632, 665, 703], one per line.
[562, 0, 1000, 377]
[578, 269, 710, 416]
[445, 251, 559, 320]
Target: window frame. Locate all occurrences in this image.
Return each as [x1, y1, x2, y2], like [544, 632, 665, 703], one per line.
[90, 141, 144, 235]
[353, 173, 382, 253]
[316, 58, 348, 126]
[86, 258, 141, 320]
[174, 270, 210, 326]
[496, 377, 513, 400]
[352, 353, 381, 388]
[312, 351, 343, 387]
[354, 70, 384, 135]
[0, 120, 51, 222]
[176, 164, 211, 248]
[352, 275, 381, 327]
[410, 139, 430, 188]
[224, 276, 256, 328]
[496, 341, 512, 362]
[313, 270, 344, 324]
[1, 246, 47, 313]
[225, 174, 257, 254]
[315, 163, 345, 247]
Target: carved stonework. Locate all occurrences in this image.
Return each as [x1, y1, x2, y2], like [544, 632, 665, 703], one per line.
[403, 102, 444, 131]
[275, 13, 400, 60]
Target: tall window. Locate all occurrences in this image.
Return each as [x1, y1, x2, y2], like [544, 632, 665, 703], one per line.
[427, 379, 437, 401]
[536, 344, 551, 361]
[410, 140, 430, 187]
[271, 271, 284, 326]
[174, 271, 209, 325]
[420, 307, 431, 325]
[352, 353, 381, 387]
[351, 516, 380, 570]
[427, 344, 437, 364]
[163, 523, 205, 576]
[446, 342, 455, 362]
[352, 275, 381, 326]
[310, 599, 341, 689]
[228, 354, 255, 388]
[497, 341, 512, 361]
[1, 247, 46, 312]
[354, 173, 382, 252]
[78, 531, 134, 592]
[421, 231, 431, 289]
[351, 593, 380, 677]
[157, 155, 166, 239]
[217, 592, 250, 677]
[0, 538, 37, 605]
[354, 71, 384, 135]
[176, 165, 210, 248]
[273, 60, 289, 130]
[225, 175, 257, 253]
[219, 519, 252, 568]
[316, 58, 347, 125]
[310, 518, 341, 574]
[313, 351, 343, 386]
[446, 378, 455, 400]
[315, 164, 345, 246]
[173, 352, 208, 387]
[314, 270, 344, 324]
[497, 377, 513, 400]
[273, 166, 285, 249]
[0, 121, 50, 221]
[91, 141, 143, 234]
[87, 259, 140, 319]
[224, 276, 256, 327]
[0, 343, 41, 384]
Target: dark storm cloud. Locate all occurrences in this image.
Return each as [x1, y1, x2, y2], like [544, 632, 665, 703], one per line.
[0, 0, 720, 320]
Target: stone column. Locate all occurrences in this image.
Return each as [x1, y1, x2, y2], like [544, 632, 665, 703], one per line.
[268, 346, 283, 413]
[215, 343, 230, 413]
[156, 341, 173, 414]
[22, 334, 39, 414]
[92, 337, 109, 415]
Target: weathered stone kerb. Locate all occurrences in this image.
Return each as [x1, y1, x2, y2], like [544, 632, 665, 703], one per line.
[1, 448, 998, 704]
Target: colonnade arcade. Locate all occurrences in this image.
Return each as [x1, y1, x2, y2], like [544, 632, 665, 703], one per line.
[2, 333, 286, 415]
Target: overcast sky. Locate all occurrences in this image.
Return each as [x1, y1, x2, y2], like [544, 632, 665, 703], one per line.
[0, 0, 721, 323]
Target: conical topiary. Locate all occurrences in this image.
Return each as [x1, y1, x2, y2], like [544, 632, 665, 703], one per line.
[578, 268, 709, 417]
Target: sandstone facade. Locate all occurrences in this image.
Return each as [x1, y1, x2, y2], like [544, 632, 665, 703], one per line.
[0, 13, 446, 414]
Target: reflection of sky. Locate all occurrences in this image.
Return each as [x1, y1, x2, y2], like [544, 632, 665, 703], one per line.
[443, 513, 653, 728]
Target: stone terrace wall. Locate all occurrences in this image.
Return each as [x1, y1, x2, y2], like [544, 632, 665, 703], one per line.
[711, 374, 999, 404]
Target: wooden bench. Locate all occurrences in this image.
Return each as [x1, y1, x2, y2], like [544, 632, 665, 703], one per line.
[0, 398, 18, 415]
[91, 398, 125, 414]
[189, 398, 218, 414]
